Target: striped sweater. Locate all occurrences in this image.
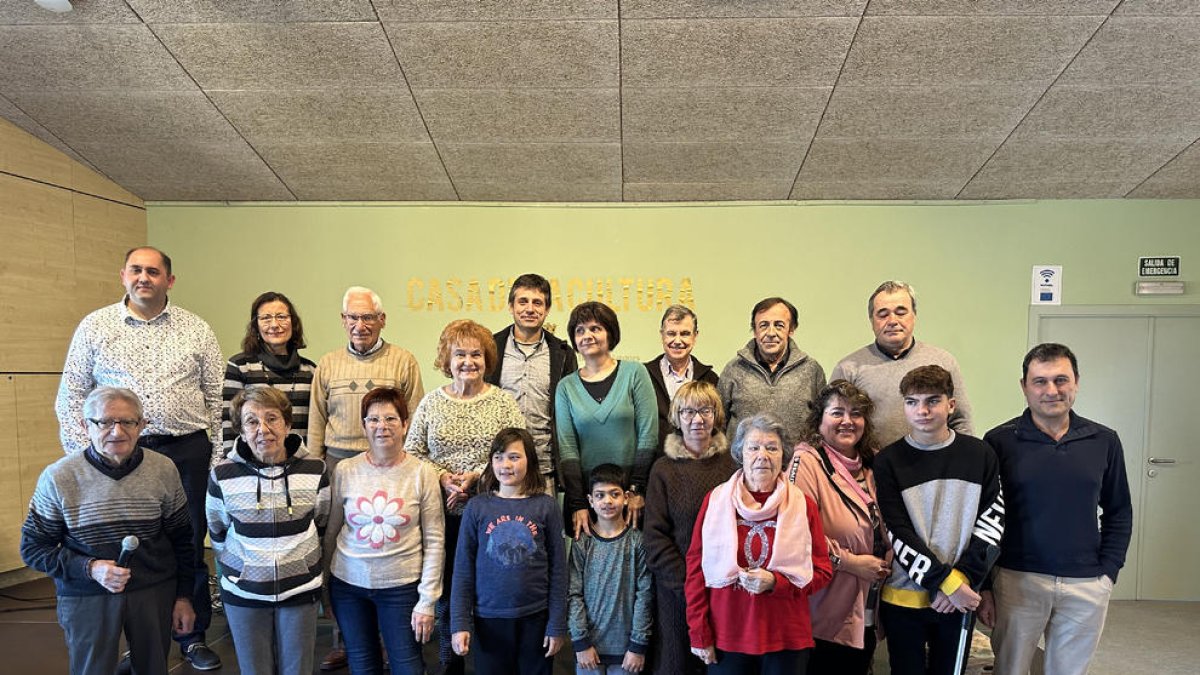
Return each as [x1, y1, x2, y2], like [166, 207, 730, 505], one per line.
[20, 446, 195, 598]
[221, 349, 317, 456]
[206, 434, 330, 607]
[874, 432, 1004, 608]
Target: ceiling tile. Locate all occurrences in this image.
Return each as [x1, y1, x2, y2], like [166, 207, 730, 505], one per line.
[8, 90, 242, 148]
[624, 141, 808, 182]
[622, 18, 856, 86]
[623, 87, 829, 142]
[74, 139, 293, 201]
[796, 137, 998, 183]
[1115, 1, 1200, 15]
[127, 0, 377, 23]
[256, 142, 450, 188]
[867, 1, 1119, 15]
[151, 22, 404, 90]
[0, 24, 194, 92]
[456, 182, 621, 202]
[209, 89, 428, 144]
[840, 16, 1101, 85]
[790, 179, 960, 200]
[621, 1, 867, 18]
[960, 137, 1190, 198]
[1014, 85, 1200, 141]
[374, 0, 615, 21]
[386, 20, 618, 89]
[1127, 142, 1200, 197]
[819, 84, 1042, 139]
[440, 143, 621, 183]
[1058, 17, 1200, 85]
[416, 88, 618, 143]
[0, 2, 140, 23]
[624, 181, 794, 201]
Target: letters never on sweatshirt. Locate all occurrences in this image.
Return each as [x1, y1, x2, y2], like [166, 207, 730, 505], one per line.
[874, 432, 1004, 608]
[450, 492, 568, 636]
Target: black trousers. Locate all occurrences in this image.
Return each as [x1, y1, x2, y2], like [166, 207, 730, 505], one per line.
[142, 430, 211, 648]
[880, 602, 964, 675]
[708, 648, 810, 675]
[473, 610, 553, 675]
[809, 631, 878, 675]
[437, 512, 465, 674]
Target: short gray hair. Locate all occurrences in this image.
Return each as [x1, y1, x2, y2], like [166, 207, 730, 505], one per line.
[343, 286, 384, 313]
[730, 413, 794, 468]
[868, 280, 917, 317]
[83, 386, 144, 421]
[660, 304, 698, 332]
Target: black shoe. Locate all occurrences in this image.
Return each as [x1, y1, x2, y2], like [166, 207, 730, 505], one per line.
[183, 643, 222, 671]
[115, 651, 132, 675]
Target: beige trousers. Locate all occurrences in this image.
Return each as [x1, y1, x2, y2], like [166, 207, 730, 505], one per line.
[991, 566, 1114, 675]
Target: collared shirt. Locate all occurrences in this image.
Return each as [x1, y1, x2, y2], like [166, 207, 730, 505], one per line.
[55, 298, 223, 463]
[659, 354, 694, 401]
[877, 337, 916, 361]
[498, 331, 554, 473]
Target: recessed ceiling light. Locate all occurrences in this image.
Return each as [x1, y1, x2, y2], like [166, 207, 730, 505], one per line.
[34, 0, 73, 13]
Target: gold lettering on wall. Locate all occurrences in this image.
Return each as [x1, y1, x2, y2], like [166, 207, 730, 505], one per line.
[405, 277, 696, 313]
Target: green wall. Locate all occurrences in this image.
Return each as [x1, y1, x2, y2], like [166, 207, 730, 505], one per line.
[148, 199, 1200, 434]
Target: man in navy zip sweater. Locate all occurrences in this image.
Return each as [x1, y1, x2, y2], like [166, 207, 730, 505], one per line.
[980, 343, 1132, 675]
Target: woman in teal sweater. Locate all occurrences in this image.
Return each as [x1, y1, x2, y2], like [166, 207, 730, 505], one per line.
[555, 301, 658, 539]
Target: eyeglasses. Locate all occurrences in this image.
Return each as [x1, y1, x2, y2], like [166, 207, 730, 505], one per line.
[241, 414, 286, 431]
[256, 313, 292, 324]
[364, 415, 404, 426]
[87, 418, 141, 431]
[679, 407, 715, 421]
[342, 313, 381, 325]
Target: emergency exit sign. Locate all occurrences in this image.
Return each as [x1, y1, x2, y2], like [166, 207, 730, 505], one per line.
[1139, 256, 1180, 277]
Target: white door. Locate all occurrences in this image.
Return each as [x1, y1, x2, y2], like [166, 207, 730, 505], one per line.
[1034, 306, 1200, 601]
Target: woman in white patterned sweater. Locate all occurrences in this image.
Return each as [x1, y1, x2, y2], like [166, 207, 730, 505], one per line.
[404, 320, 527, 675]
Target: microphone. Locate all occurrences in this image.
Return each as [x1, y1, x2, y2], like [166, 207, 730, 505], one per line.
[115, 535, 140, 568]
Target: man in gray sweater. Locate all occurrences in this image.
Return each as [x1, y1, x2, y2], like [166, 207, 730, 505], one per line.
[830, 281, 973, 446]
[718, 296, 826, 442]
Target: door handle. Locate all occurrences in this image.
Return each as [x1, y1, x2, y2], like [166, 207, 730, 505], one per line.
[1147, 457, 1177, 465]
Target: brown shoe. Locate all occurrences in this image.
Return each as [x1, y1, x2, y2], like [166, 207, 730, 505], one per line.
[320, 646, 347, 671]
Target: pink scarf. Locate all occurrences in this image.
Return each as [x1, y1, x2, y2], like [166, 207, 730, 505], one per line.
[700, 470, 814, 589]
[822, 442, 875, 509]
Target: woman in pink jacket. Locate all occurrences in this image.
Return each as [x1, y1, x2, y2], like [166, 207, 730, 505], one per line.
[788, 380, 891, 674]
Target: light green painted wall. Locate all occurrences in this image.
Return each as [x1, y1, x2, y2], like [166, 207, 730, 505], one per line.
[148, 199, 1200, 434]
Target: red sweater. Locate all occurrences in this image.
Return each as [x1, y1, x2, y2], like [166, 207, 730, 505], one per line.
[685, 489, 832, 655]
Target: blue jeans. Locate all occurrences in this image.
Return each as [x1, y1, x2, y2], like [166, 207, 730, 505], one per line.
[330, 575, 425, 675]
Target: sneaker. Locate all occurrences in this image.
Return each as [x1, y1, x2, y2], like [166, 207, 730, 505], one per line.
[182, 643, 222, 671]
[320, 646, 347, 671]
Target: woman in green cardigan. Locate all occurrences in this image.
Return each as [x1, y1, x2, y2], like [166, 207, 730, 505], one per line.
[555, 301, 658, 538]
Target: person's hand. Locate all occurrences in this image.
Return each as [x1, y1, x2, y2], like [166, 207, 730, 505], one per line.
[931, 590, 956, 613]
[461, 471, 480, 492]
[411, 610, 434, 643]
[690, 645, 717, 665]
[572, 509, 592, 540]
[452, 631, 470, 656]
[544, 635, 566, 657]
[441, 473, 470, 510]
[978, 590, 996, 628]
[622, 650, 646, 672]
[576, 646, 600, 670]
[842, 552, 891, 583]
[172, 598, 195, 635]
[738, 567, 776, 595]
[626, 493, 645, 528]
[948, 583, 981, 612]
[89, 560, 130, 593]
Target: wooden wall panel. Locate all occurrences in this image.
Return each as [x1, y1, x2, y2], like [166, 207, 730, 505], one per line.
[0, 174, 77, 372]
[0, 376, 23, 572]
[15, 375, 64, 521]
[73, 193, 146, 317]
[71, 162, 143, 208]
[0, 119, 72, 188]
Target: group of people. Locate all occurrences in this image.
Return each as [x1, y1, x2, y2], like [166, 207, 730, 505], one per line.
[20, 245, 1132, 675]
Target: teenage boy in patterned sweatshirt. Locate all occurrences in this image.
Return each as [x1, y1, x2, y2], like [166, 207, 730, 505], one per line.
[873, 365, 1004, 675]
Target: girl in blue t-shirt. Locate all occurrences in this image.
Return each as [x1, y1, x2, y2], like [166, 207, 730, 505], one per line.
[450, 428, 569, 675]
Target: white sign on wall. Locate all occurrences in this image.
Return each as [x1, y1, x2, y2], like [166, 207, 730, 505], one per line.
[1031, 265, 1062, 305]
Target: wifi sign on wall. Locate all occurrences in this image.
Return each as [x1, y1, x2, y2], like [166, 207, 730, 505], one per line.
[1031, 265, 1063, 305]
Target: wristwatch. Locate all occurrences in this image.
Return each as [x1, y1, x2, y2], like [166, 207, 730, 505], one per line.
[829, 552, 842, 569]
